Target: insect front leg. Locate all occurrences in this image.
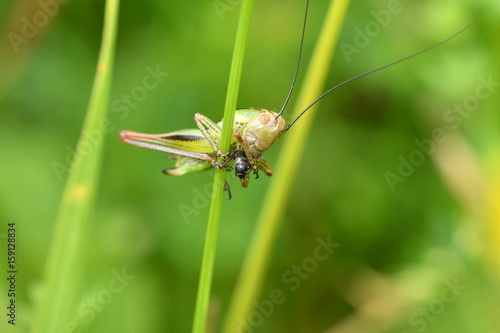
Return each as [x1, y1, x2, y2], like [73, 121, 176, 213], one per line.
[255, 158, 273, 177]
[218, 147, 239, 169]
[224, 180, 232, 200]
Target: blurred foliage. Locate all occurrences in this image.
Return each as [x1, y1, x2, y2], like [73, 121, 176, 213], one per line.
[0, 0, 499, 332]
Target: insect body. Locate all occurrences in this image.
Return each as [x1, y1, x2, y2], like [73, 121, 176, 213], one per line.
[120, 1, 471, 195]
[120, 108, 283, 187]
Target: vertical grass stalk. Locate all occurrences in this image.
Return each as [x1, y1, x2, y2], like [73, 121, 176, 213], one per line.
[30, 0, 120, 332]
[484, 22, 500, 279]
[222, 0, 351, 331]
[191, 1, 254, 332]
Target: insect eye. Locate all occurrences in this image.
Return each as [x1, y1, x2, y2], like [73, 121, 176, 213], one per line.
[259, 114, 270, 124]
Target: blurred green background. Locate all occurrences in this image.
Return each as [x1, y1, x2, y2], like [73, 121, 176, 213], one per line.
[0, 0, 499, 332]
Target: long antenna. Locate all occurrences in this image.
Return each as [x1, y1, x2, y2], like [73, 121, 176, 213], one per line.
[276, 0, 310, 118]
[285, 20, 474, 131]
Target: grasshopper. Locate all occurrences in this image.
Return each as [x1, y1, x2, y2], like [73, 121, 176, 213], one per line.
[120, 108, 284, 189]
[120, 0, 307, 191]
[120, 0, 471, 196]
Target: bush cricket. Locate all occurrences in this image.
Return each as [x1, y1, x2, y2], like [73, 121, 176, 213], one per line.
[120, 1, 472, 199]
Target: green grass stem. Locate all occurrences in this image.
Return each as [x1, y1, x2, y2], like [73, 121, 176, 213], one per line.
[222, 0, 351, 331]
[30, 0, 120, 331]
[191, 1, 254, 332]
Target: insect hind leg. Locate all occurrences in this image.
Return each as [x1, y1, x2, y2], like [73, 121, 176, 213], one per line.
[255, 158, 273, 177]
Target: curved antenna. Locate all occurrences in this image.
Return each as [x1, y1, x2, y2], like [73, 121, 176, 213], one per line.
[276, 0, 310, 118]
[285, 20, 474, 131]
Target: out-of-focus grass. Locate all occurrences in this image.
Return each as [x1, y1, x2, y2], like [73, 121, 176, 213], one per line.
[0, 0, 498, 332]
[222, 0, 350, 331]
[29, 0, 120, 332]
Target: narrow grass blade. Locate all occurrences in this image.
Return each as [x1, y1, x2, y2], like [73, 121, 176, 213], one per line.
[222, 0, 351, 331]
[30, 0, 120, 332]
[191, 1, 254, 333]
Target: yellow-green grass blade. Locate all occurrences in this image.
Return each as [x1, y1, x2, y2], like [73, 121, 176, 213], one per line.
[30, 0, 120, 332]
[222, 0, 351, 331]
